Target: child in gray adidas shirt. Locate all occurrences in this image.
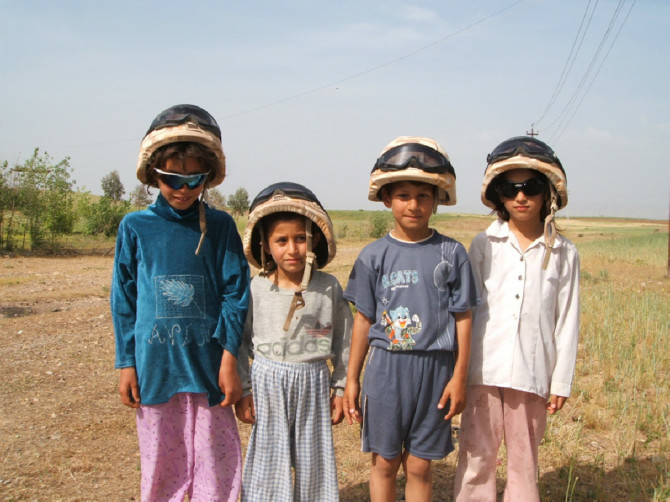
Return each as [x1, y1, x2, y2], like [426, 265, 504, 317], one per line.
[235, 182, 352, 502]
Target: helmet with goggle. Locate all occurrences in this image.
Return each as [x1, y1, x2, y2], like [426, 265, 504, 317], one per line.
[482, 136, 568, 270]
[482, 136, 567, 210]
[136, 104, 226, 188]
[244, 182, 336, 331]
[368, 136, 456, 206]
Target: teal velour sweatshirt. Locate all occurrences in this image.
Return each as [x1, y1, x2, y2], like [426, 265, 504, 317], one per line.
[111, 194, 250, 406]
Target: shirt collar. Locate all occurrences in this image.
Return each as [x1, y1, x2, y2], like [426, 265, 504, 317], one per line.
[486, 218, 563, 250]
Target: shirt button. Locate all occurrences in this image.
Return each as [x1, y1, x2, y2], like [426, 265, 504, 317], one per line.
[515, 294, 520, 299]
[520, 257, 524, 262]
[518, 275, 523, 280]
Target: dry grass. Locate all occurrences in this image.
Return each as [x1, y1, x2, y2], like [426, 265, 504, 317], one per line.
[0, 215, 668, 501]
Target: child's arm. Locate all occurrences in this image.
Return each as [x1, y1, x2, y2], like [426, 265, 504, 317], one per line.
[235, 394, 256, 424]
[343, 311, 372, 425]
[219, 349, 242, 407]
[118, 367, 141, 408]
[438, 309, 472, 421]
[330, 284, 353, 426]
[547, 395, 567, 414]
[330, 394, 344, 425]
[548, 244, 581, 414]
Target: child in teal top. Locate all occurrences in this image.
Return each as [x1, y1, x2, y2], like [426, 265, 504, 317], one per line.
[111, 104, 250, 501]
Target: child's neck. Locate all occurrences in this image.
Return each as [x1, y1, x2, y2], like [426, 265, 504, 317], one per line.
[508, 218, 543, 252]
[271, 269, 304, 290]
[390, 226, 433, 243]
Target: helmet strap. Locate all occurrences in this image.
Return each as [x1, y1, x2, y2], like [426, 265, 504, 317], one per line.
[542, 184, 559, 270]
[195, 199, 207, 256]
[282, 218, 315, 332]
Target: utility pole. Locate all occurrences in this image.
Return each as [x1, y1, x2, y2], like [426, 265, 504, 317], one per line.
[526, 124, 539, 137]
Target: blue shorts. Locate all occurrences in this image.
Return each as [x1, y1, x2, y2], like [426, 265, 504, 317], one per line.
[361, 347, 455, 460]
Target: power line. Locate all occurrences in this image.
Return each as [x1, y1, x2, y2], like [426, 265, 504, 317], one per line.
[552, 0, 637, 144]
[220, 0, 528, 121]
[534, 0, 597, 127]
[535, 0, 635, 144]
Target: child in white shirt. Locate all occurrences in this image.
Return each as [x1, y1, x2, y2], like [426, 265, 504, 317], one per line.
[454, 136, 580, 501]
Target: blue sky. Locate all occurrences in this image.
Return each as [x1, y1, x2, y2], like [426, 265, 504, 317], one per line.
[1, 0, 667, 219]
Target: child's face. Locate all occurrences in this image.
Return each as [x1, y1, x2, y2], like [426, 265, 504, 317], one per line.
[263, 217, 309, 286]
[157, 157, 207, 211]
[500, 169, 546, 226]
[382, 180, 434, 241]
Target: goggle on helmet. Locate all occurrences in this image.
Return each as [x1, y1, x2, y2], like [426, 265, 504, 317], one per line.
[244, 182, 336, 331]
[368, 136, 457, 206]
[136, 104, 226, 188]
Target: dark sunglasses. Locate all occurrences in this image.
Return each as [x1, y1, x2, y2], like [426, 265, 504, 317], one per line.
[250, 182, 323, 212]
[373, 143, 455, 175]
[487, 137, 564, 172]
[147, 105, 222, 139]
[495, 177, 548, 198]
[154, 168, 209, 190]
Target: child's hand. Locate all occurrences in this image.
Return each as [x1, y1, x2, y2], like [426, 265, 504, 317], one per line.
[219, 350, 242, 407]
[343, 381, 362, 425]
[235, 395, 256, 424]
[547, 395, 567, 415]
[119, 367, 141, 408]
[437, 375, 466, 421]
[330, 395, 344, 425]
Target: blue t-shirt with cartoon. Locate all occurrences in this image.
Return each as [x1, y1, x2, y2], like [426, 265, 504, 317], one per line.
[344, 231, 479, 352]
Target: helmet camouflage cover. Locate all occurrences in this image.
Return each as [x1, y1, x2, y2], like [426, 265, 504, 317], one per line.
[136, 104, 226, 188]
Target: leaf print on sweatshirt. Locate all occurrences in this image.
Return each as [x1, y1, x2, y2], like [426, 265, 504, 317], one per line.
[162, 279, 195, 307]
[154, 275, 206, 319]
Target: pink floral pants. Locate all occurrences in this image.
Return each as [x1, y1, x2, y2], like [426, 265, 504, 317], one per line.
[136, 393, 241, 502]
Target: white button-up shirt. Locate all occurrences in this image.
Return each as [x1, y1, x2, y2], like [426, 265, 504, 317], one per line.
[468, 219, 580, 399]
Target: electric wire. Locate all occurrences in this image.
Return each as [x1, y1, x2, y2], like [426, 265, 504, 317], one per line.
[547, 0, 627, 142]
[534, 0, 597, 127]
[551, 0, 637, 144]
[220, 0, 527, 121]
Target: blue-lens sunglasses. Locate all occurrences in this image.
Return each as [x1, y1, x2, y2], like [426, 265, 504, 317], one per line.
[154, 168, 209, 190]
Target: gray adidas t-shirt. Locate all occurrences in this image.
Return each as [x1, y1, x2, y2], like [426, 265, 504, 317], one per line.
[238, 271, 352, 394]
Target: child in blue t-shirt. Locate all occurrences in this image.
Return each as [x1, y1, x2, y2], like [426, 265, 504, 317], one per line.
[343, 136, 479, 501]
[111, 104, 250, 502]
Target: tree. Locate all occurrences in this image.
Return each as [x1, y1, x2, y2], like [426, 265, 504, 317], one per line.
[227, 187, 249, 219]
[129, 184, 153, 208]
[206, 188, 226, 210]
[79, 195, 131, 237]
[11, 149, 77, 250]
[101, 170, 125, 201]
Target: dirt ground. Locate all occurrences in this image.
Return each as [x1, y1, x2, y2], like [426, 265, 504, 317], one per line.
[0, 253, 667, 501]
[0, 255, 410, 501]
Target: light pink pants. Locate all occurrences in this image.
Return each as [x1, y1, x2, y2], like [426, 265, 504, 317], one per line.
[454, 385, 547, 502]
[136, 393, 241, 502]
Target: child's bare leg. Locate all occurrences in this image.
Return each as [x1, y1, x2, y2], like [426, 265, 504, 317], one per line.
[370, 452, 402, 502]
[402, 452, 432, 502]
